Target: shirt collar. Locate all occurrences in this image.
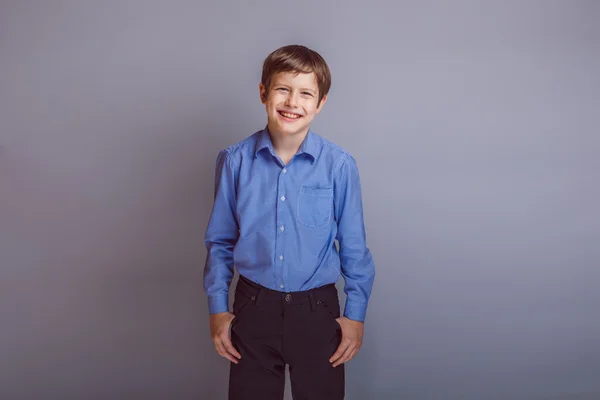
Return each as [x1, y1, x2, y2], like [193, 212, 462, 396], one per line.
[254, 127, 317, 163]
[254, 127, 274, 157]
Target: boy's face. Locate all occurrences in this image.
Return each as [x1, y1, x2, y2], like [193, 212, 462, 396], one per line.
[259, 71, 327, 139]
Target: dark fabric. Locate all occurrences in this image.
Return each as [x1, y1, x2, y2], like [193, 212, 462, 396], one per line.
[228, 274, 345, 400]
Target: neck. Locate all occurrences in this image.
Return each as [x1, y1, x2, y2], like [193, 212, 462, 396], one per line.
[267, 126, 309, 159]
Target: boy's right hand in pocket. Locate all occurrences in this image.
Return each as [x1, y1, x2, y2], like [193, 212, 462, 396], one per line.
[210, 312, 242, 363]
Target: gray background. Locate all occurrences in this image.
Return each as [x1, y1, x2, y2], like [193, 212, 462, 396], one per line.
[1, 1, 599, 399]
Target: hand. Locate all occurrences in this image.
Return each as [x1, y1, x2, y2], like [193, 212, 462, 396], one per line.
[210, 312, 242, 364]
[329, 316, 364, 367]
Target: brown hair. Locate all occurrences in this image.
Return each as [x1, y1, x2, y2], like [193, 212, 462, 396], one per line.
[261, 45, 331, 105]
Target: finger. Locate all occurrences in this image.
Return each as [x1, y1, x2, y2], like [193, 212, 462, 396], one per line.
[333, 345, 355, 367]
[214, 341, 225, 358]
[344, 346, 361, 364]
[214, 341, 227, 359]
[329, 339, 351, 364]
[333, 343, 357, 367]
[215, 341, 239, 364]
[221, 335, 242, 359]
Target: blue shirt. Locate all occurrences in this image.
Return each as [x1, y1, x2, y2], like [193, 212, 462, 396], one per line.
[203, 127, 376, 322]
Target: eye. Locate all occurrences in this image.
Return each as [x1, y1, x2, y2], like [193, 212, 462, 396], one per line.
[276, 87, 289, 92]
[302, 92, 314, 97]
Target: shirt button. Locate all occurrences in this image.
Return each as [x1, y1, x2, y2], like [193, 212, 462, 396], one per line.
[280, 225, 285, 232]
[281, 196, 286, 201]
[279, 255, 284, 260]
[280, 284, 285, 289]
[282, 168, 287, 173]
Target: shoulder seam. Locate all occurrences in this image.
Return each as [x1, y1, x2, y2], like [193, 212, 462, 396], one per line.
[220, 148, 238, 170]
[333, 152, 349, 179]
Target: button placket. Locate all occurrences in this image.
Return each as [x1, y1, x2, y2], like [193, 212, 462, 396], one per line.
[276, 164, 292, 296]
[275, 168, 286, 294]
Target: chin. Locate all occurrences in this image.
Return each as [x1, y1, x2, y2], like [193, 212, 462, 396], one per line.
[281, 125, 307, 136]
[269, 121, 303, 135]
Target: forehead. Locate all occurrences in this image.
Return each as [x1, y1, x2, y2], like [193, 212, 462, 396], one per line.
[271, 71, 318, 90]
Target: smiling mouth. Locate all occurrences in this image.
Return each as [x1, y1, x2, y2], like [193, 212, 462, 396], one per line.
[278, 110, 302, 119]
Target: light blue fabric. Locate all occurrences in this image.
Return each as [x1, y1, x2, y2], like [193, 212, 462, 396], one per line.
[203, 127, 375, 321]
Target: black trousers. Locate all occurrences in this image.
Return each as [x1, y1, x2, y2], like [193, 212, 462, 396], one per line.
[228, 275, 345, 400]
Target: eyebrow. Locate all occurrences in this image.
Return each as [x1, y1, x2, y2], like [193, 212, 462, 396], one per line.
[272, 83, 316, 94]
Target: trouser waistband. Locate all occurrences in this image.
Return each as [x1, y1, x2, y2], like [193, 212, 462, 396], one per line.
[236, 274, 337, 311]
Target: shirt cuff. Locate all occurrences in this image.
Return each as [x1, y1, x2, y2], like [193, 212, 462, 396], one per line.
[343, 299, 368, 322]
[208, 294, 230, 315]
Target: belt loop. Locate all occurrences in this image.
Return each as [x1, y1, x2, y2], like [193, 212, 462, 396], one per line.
[254, 286, 264, 308]
[308, 292, 317, 312]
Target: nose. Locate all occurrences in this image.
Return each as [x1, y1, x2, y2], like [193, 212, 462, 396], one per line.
[285, 92, 299, 107]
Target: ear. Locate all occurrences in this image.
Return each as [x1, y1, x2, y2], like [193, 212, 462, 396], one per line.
[315, 94, 328, 114]
[259, 82, 267, 104]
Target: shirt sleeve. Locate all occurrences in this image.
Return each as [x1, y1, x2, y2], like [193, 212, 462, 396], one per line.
[333, 154, 376, 322]
[203, 149, 239, 315]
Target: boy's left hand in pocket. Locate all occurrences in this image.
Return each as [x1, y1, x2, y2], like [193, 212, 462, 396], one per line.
[329, 317, 364, 367]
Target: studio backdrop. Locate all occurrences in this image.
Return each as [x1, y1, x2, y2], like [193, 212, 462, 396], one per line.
[1, 1, 599, 399]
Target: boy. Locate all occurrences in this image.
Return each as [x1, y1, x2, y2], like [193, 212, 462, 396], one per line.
[203, 44, 375, 400]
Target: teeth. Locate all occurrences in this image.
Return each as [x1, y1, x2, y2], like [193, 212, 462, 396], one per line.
[281, 112, 300, 119]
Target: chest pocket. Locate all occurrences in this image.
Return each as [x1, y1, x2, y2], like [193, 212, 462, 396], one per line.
[297, 186, 333, 228]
